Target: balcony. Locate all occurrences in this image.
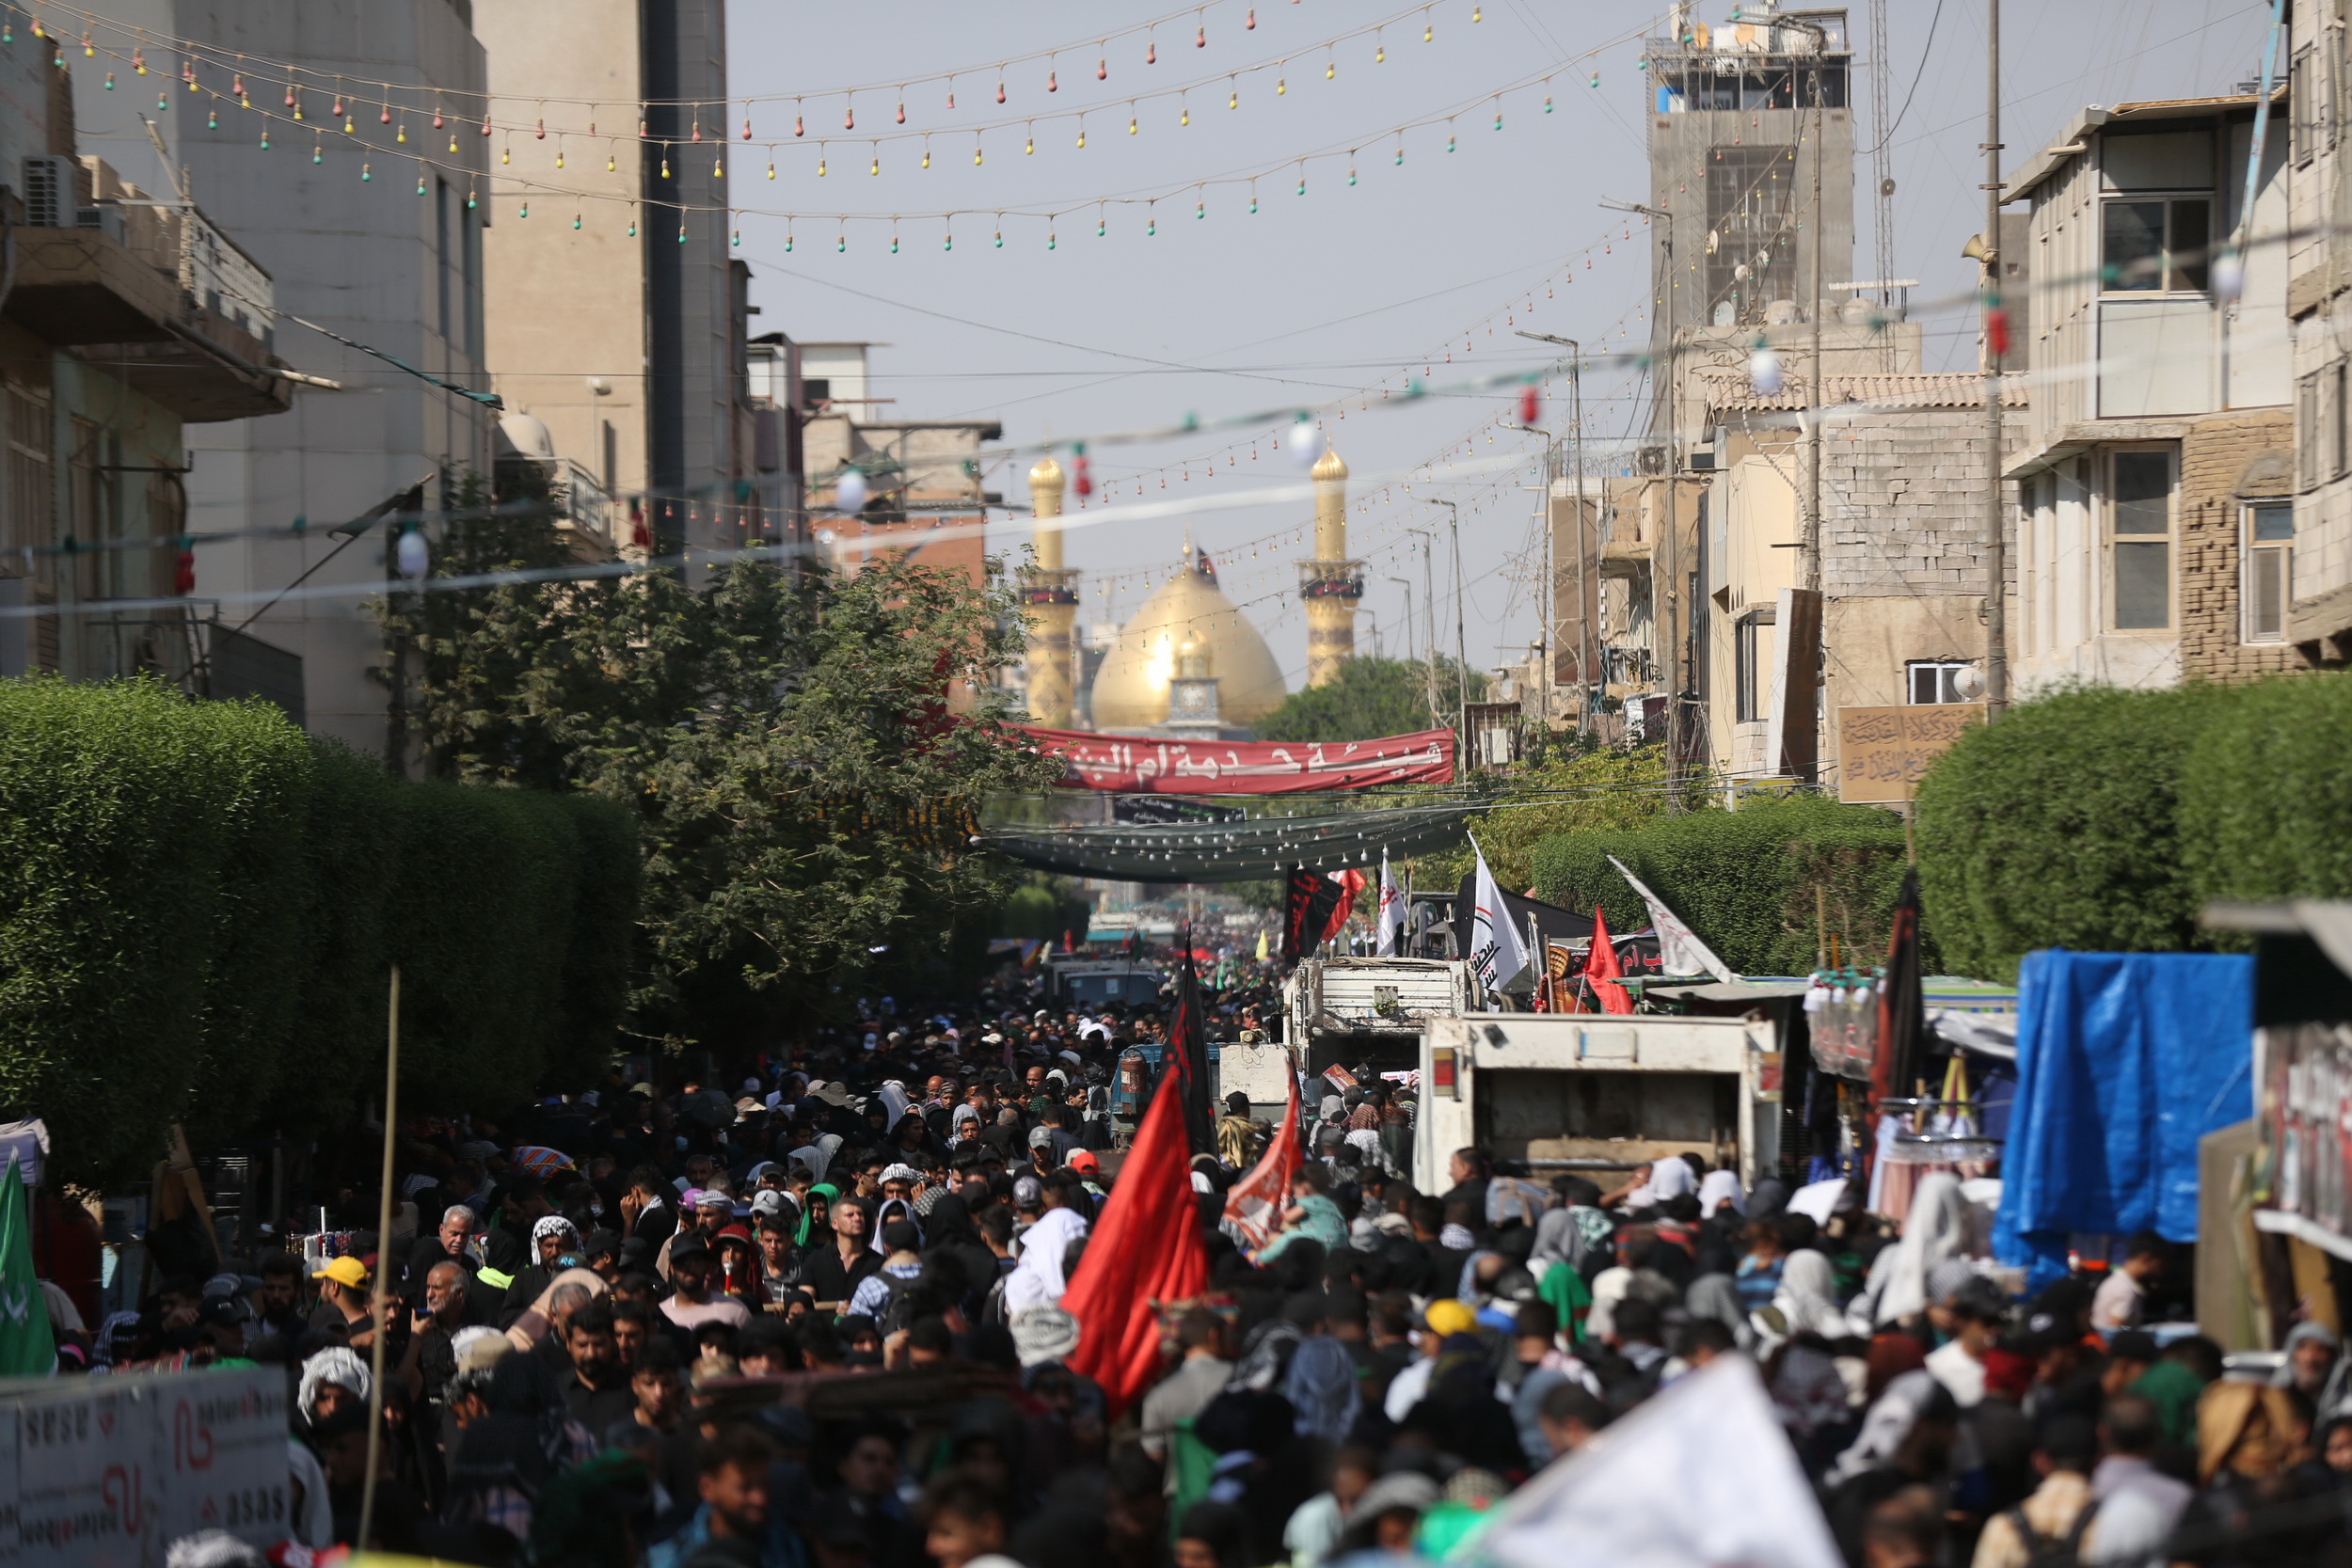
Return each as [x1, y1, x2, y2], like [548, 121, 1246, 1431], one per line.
[4, 159, 294, 422]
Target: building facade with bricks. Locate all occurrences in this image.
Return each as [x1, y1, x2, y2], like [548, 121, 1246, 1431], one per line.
[1695, 371, 2026, 784]
[2002, 92, 2296, 691]
[2285, 0, 2352, 662]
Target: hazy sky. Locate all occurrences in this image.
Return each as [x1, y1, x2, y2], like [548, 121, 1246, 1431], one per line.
[725, 0, 2275, 696]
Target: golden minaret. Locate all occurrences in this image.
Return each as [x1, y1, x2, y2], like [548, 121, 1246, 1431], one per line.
[1299, 443, 1362, 688]
[1021, 456, 1080, 726]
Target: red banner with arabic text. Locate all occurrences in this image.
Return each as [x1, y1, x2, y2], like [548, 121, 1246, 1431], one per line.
[1022, 725, 1455, 794]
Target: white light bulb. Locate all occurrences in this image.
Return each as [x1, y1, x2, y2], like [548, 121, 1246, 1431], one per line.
[1748, 344, 1784, 396]
[396, 528, 429, 579]
[835, 467, 869, 512]
[2211, 249, 2246, 304]
[1289, 419, 1321, 468]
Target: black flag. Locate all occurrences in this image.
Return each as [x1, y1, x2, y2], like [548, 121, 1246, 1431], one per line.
[1871, 867, 1926, 1116]
[1169, 937, 1216, 1157]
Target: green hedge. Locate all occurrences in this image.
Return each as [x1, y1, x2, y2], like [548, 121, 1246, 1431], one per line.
[1528, 794, 1917, 976]
[1911, 674, 2352, 980]
[0, 678, 638, 1186]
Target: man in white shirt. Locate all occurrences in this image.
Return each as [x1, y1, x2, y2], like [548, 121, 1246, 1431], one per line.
[2090, 1232, 2168, 1334]
[1926, 1279, 2007, 1408]
[2086, 1393, 2192, 1565]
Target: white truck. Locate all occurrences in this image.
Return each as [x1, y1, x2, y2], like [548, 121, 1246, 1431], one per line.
[1217, 958, 1486, 1119]
[1043, 957, 1163, 1010]
[1415, 1012, 1782, 1193]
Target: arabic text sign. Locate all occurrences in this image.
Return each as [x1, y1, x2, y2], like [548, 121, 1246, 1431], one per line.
[0, 1366, 291, 1568]
[1836, 705, 1985, 803]
[1022, 726, 1455, 795]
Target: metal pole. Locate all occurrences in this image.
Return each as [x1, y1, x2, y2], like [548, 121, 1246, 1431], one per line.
[1406, 528, 1439, 721]
[1436, 500, 1469, 748]
[358, 965, 401, 1551]
[1387, 578, 1415, 663]
[1982, 0, 2008, 714]
[1805, 54, 1824, 595]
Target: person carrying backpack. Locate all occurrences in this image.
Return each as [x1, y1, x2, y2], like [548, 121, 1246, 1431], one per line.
[1969, 1417, 2102, 1568]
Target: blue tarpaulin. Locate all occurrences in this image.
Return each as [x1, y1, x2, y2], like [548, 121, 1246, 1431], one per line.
[1992, 951, 2254, 1290]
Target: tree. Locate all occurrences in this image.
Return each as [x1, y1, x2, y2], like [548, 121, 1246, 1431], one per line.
[1252, 655, 1487, 743]
[375, 496, 1061, 1046]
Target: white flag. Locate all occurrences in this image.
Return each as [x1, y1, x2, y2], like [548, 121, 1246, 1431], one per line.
[1608, 854, 1736, 983]
[1467, 839, 1531, 992]
[1375, 854, 1407, 958]
[1478, 1355, 1843, 1568]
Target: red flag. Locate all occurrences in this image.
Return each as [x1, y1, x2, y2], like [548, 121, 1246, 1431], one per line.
[1585, 908, 1634, 1015]
[1321, 869, 1367, 946]
[1062, 1062, 1208, 1418]
[1222, 1070, 1302, 1249]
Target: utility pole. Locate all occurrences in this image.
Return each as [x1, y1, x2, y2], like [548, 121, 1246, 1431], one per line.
[1406, 527, 1439, 722]
[1427, 499, 1469, 752]
[1600, 195, 1677, 802]
[1387, 577, 1416, 663]
[1517, 331, 1591, 737]
[1981, 0, 2007, 714]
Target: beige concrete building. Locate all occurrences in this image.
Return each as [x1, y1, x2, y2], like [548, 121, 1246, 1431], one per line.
[800, 344, 998, 588]
[2285, 0, 2352, 662]
[478, 0, 753, 558]
[2003, 92, 2297, 689]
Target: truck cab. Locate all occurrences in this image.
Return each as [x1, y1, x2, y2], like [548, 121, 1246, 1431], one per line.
[1044, 957, 1164, 1011]
[1416, 1012, 1780, 1192]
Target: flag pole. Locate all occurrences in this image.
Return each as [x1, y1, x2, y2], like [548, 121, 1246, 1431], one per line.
[358, 964, 401, 1551]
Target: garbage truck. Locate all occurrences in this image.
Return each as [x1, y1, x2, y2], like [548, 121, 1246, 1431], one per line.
[1415, 1011, 1781, 1191]
[1211, 958, 1485, 1120]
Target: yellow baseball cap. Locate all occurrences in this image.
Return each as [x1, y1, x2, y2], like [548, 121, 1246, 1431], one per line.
[1423, 1299, 1477, 1338]
[311, 1256, 369, 1290]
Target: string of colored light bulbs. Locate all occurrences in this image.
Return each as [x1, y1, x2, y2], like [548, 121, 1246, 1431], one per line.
[1047, 236, 1629, 549]
[46, 22, 1657, 247]
[14, 0, 1509, 115]
[27, 0, 1587, 162]
[1073, 284, 1650, 606]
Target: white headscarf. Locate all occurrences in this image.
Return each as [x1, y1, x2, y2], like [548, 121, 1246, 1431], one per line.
[1004, 1205, 1089, 1313]
[297, 1347, 371, 1422]
[1875, 1172, 1967, 1325]
[1698, 1169, 1746, 1218]
[1584, 1266, 1633, 1340]
[878, 1081, 913, 1132]
[1772, 1249, 1849, 1338]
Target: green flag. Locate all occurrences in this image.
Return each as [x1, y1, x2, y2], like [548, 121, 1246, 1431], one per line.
[0, 1155, 55, 1375]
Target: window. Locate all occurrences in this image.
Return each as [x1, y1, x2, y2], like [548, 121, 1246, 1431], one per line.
[2245, 503, 2295, 643]
[1906, 660, 1972, 704]
[2102, 198, 2210, 293]
[3, 384, 49, 585]
[1734, 610, 1772, 724]
[2109, 449, 2174, 631]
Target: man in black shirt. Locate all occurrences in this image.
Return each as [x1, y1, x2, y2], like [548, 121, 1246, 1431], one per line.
[562, 1300, 637, 1432]
[402, 1205, 477, 1306]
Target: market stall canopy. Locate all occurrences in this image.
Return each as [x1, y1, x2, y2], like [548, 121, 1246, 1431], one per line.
[974, 804, 1473, 882]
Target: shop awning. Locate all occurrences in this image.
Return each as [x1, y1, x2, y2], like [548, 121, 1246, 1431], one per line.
[974, 803, 1473, 882]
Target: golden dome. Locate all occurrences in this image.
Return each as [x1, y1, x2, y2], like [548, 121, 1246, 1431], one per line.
[1311, 445, 1348, 481]
[1028, 454, 1065, 493]
[1089, 562, 1287, 733]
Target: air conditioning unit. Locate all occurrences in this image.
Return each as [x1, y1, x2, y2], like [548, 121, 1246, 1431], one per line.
[22, 155, 73, 227]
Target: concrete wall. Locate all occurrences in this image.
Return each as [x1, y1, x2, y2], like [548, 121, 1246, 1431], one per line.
[476, 0, 648, 507]
[73, 0, 494, 759]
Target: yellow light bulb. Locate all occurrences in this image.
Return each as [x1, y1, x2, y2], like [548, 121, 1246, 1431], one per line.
[1376, 43, 1385, 62]
[1181, 105, 1190, 126]
[1278, 76, 1286, 94]
[555, 150, 564, 167]
[973, 144, 982, 165]
[1424, 23, 1433, 40]
[1076, 127, 1086, 148]
[1025, 135, 1034, 154]
[1128, 114, 1137, 134]
[607, 152, 616, 171]
[869, 155, 878, 174]
[922, 147, 930, 167]
[766, 160, 775, 179]
[1326, 60, 1335, 79]
[1229, 89, 1238, 109]
[501, 146, 510, 165]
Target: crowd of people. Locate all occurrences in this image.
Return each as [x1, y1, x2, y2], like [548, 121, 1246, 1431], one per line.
[45, 979, 2352, 1568]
